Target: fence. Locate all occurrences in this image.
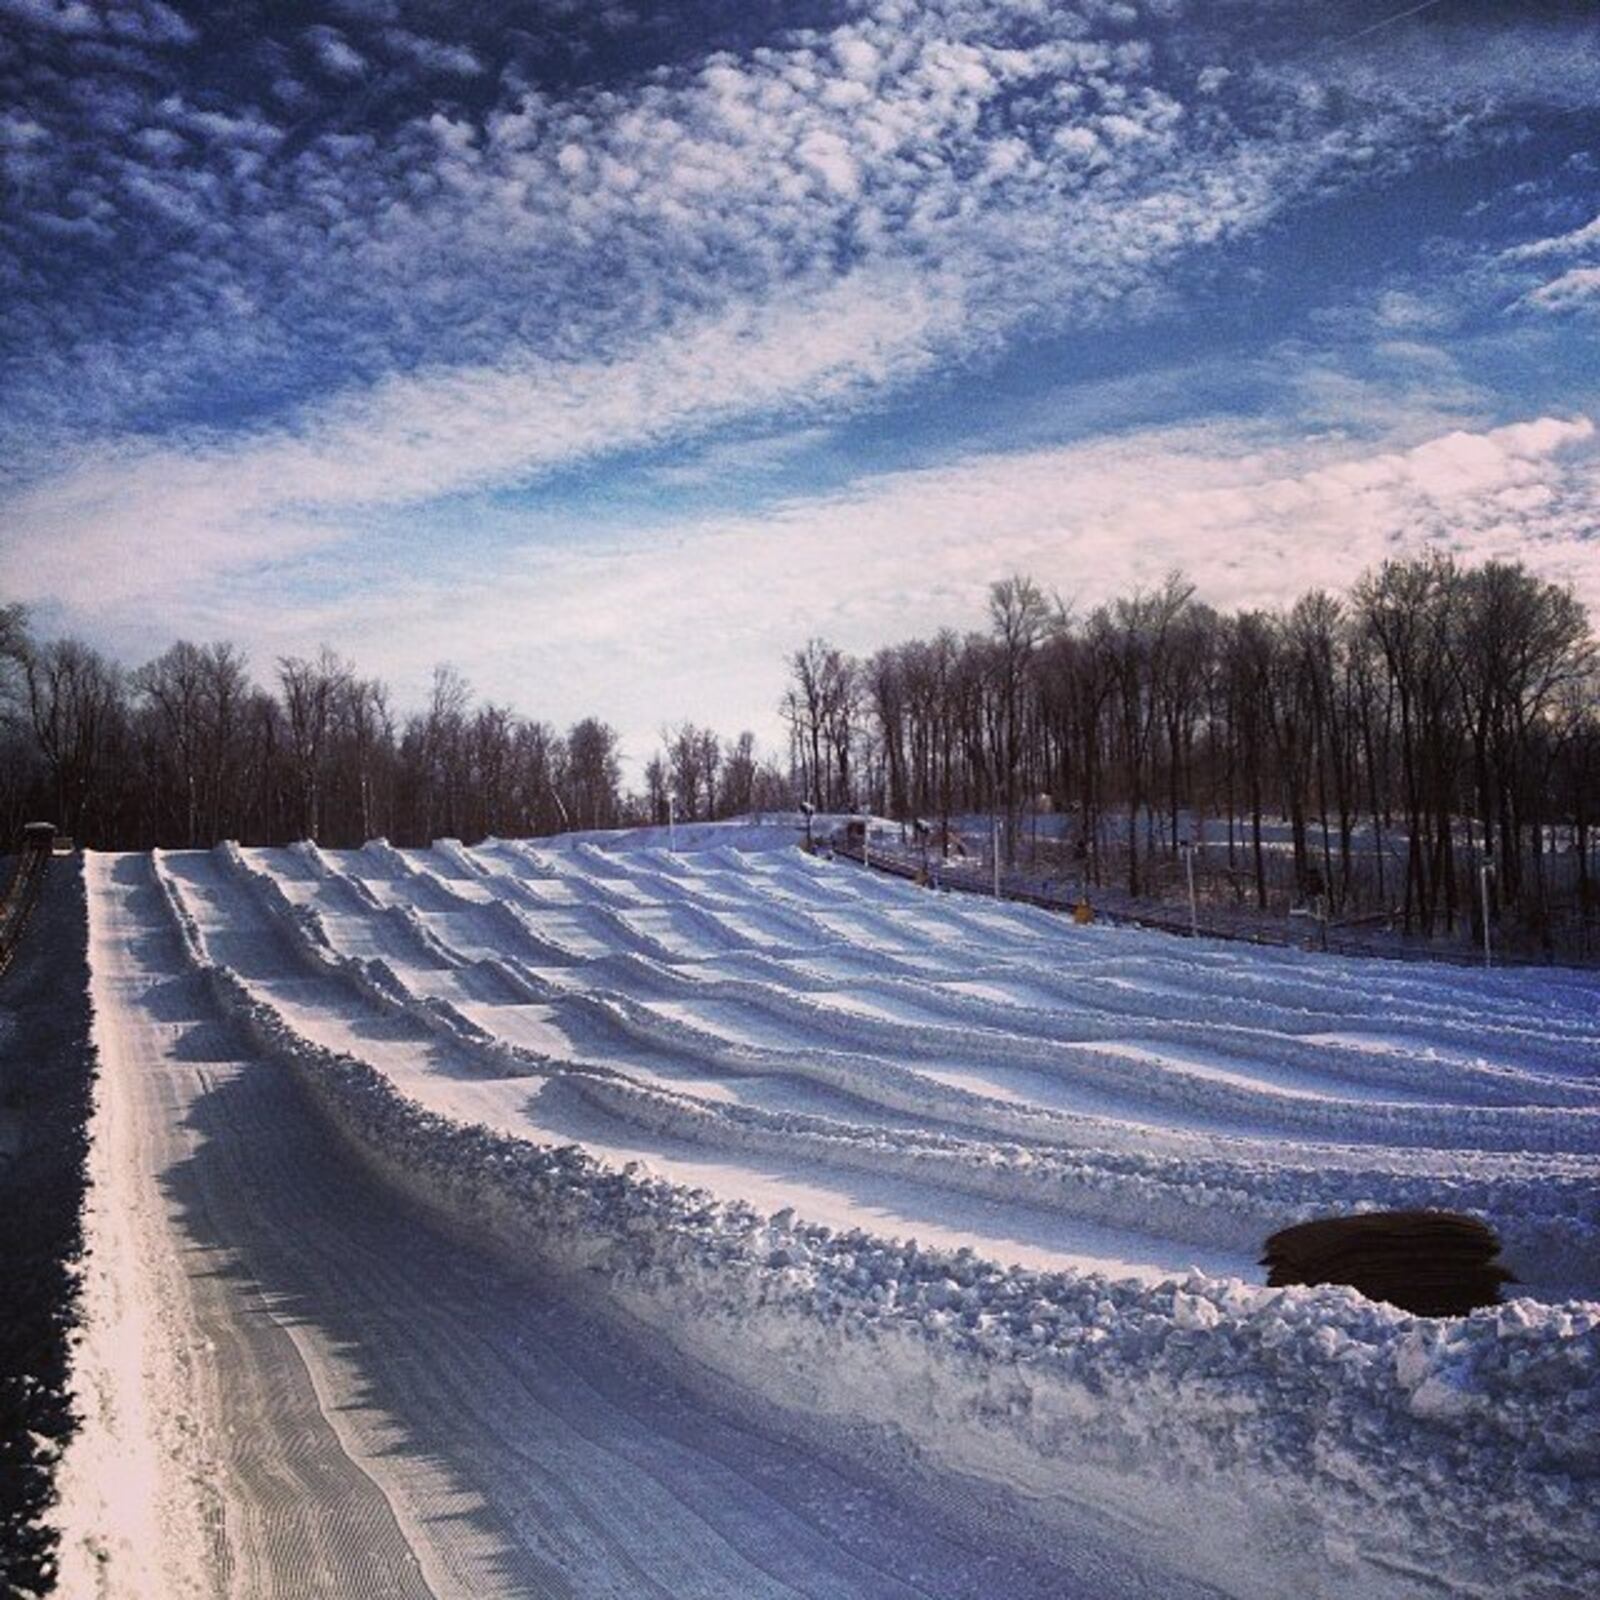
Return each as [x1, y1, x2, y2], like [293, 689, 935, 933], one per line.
[827, 833, 1590, 969]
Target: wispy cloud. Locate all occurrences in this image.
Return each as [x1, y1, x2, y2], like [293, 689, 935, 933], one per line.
[1501, 208, 1600, 315]
[1525, 266, 1600, 314]
[1503, 212, 1600, 263]
[0, 0, 196, 45]
[378, 27, 482, 78]
[4, 0, 1578, 472]
[20, 413, 1595, 762]
[2, 1, 1596, 755]
[304, 24, 367, 80]
[0, 264, 962, 606]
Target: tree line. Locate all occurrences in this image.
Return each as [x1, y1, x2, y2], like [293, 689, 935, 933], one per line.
[5, 553, 1597, 950]
[0, 619, 616, 850]
[0, 604, 799, 852]
[780, 557, 1600, 948]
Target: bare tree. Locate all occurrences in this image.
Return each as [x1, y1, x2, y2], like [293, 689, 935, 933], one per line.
[783, 638, 858, 809]
[988, 575, 1053, 863]
[277, 648, 352, 843]
[564, 717, 621, 830]
[23, 638, 126, 843]
[132, 641, 210, 846]
[719, 731, 758, 817]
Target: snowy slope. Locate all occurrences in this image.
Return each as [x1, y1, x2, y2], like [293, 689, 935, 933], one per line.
[61, 851, 1100, 1600]
[80, 824, 1600, 1599]
[190, 826, 1599, 1298]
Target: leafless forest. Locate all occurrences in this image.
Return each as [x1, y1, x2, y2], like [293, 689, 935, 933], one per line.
[4, 554, 1597, 956]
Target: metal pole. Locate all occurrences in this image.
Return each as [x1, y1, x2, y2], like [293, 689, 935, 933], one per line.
[1480, 857, 1492, 969]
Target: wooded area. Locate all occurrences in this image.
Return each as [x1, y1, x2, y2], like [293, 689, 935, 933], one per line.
[0, 618, 637, 852]
[780, 558, 1599, 957]
[3, 554, 1597, 957]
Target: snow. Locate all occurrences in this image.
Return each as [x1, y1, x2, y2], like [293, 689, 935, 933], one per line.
[63, 822, 1600, 1597]
[66, 850, 1113, 1600]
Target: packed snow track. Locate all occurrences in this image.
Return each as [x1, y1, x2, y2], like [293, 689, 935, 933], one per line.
[63, 824, 1600, 1599]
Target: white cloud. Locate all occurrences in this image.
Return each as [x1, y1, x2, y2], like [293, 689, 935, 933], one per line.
[0, 0, 193, 42]
[343, 415, 1600, 760]
[14, 0, 1545, 469]
[1503, 212, 1600, 262]
[1525, 266, 1600, 314]
[304, 25, 367, 80]
[0, 265, 964, 610]
[380, 27, 483, 78]
[1500, 208, 1600, 314]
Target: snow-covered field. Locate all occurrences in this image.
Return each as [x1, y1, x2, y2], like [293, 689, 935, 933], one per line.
[65, 820, 1599, 1598]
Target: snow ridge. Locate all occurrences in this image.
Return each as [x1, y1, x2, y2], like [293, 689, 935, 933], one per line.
[140, 838, 1600, 1599]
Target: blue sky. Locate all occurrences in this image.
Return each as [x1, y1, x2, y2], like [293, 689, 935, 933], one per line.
[1, 0, 1597, 760]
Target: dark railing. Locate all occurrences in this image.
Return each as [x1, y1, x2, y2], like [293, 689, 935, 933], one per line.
[0, 836, 55, 980]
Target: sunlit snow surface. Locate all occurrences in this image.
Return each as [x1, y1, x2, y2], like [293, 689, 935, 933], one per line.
[127, 822, 1600, 1598]
[175, 820, 1599, 1300]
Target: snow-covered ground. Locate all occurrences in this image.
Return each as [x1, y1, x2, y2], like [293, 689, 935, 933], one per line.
[59, 848, 1103, 1600]
[62, 820, 1599, 1598]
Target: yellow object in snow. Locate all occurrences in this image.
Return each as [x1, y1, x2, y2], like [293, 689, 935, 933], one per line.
[1073, 899, 1094, 925]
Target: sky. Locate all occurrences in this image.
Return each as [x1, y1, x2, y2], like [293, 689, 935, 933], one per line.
[1, 0, 1597, 763]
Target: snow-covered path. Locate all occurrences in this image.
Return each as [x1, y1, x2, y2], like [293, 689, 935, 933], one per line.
[63, 851, 1116, 1599]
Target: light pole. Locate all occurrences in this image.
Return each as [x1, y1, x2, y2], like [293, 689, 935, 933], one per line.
[1479, 845, 1493, 969]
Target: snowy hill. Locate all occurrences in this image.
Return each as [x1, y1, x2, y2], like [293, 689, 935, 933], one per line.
[64, 835, 1600, 1598]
